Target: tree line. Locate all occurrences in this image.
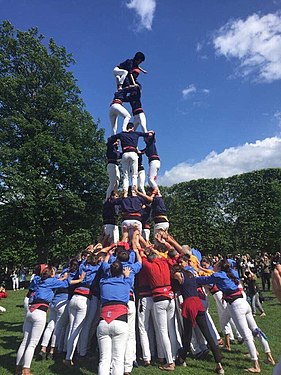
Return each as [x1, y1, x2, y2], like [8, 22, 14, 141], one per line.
[162, 168, 281, 256]
[0, 21, 280, 267]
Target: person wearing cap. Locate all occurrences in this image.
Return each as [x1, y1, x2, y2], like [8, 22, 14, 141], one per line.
[110, 124, 153, 197]
[113, 52, 146, 90]
[172, 265, 224, 374]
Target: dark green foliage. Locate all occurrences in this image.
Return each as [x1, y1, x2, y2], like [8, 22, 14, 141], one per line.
[0, 21, 107, 265]
[162, 168, 281, 255]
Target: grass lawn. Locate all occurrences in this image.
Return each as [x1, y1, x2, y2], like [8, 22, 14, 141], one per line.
[0, 288, 280, 375]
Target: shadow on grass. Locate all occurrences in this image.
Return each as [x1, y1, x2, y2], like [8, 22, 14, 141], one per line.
[47, 357, 98, 375]
[0, 321, 23, 332]
[0, 350, 17, 374]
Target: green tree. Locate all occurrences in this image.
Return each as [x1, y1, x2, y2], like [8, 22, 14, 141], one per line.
[0, 21, 107, 265]
[162, 168, 281, 256]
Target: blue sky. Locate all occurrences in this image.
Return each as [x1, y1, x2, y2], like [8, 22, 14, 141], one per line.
[1, 0, 281, 186]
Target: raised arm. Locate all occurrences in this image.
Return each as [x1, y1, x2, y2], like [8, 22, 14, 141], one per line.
[135, 188, 154, 203]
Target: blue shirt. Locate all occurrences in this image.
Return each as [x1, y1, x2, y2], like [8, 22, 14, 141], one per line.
[102, 257, 142, 291]
[144, 133, 159, 161]
[99, 275, 133, 305]
[78, 260, 101, 287]
[196, 271, 238, 293]
[29, 275, 41, 292]
[31, 277, 69, 304]
[181, 274, 198, 299]
[115, 196, 146, 215]
[151, 196, 167, 217]
[111, 131, 149, 152]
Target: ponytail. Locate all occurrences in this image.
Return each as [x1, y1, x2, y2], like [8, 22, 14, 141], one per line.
[220, 260, 239, 285]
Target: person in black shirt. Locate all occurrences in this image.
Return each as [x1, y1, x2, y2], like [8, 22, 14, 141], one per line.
[110, 123, 153, 197]
[106, 138, 121, 200]
[102, 191, 120, 243]
[113, 52, 146, 90]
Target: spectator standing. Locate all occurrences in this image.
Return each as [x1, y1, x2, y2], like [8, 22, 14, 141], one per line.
[11, 269, 19, 291]
[260, 254, 271, 291]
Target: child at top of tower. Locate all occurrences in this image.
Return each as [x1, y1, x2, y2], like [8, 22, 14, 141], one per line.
[113, 51, 147, 90]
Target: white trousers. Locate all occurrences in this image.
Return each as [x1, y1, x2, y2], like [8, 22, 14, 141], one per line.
[53, 300, 69, 352]
[78, 296, 99, 356]
[23, 296, 29, 318]
[138, 296, 159, 361]
[103, 224, 120, 243]
[106, 163, 120, 199]
[16, 309, 46, 368]
[138, 169, 146, 193]
[148, 160, 160, 190]
[13, 277, 19, 290]
[227, 298, 271, 360]
[154, 222, 169, 235]
[133, 112, 147, 133]
[227, 298, 263, 361]
[124, 300, 136, 373]
[41, 305, 56, 347]
[142, 228, 150, 242]
[213, 291, 241, 339]
[121, 152, 138, 191]
[97, 319, 128, 375]
[122, 220, 142, 235]
[109, 103, 131, 135]
[153, 299, 177, 364]
[66, 294, 89, 360]
[113, 66, 128, 85]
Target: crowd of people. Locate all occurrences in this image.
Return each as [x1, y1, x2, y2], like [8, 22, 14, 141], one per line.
[15, 228, 281, 375]
[13, 52, 281, 375]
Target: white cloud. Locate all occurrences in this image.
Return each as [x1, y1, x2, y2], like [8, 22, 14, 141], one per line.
[126, 0, 156, 30]
[158, 137, 281, 186]
[196, 42, 202, 52]
[182, 84, 210, 99]
[182, 84, 197, 98]
[213, 12, 281, 82]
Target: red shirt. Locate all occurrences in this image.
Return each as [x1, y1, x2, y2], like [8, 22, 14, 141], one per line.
[142, 256, 174, 301]
[136, 267, 152, 297]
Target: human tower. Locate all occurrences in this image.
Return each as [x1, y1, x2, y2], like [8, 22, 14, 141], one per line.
[106, 51, 160, 199]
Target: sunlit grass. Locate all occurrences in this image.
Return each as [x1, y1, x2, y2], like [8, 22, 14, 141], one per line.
[0, 288, 280, 374]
